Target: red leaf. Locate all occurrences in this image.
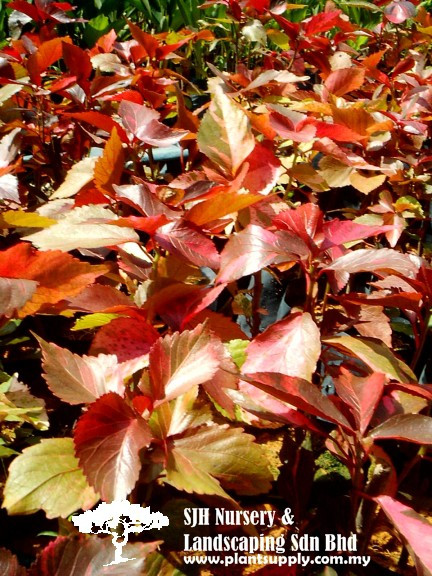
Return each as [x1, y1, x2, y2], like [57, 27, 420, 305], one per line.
[0, 548, 26, 576]
[234, 381, 321, 431]
[98, 90, 144, 104]
[8, 0, 42, 22]
[240, 142, 281, 196]
[334, 369, 385, 435]
[62, 42, 92, 91]
[384, 1, 416, 23]
[273, 203, 323, 251]
[74, 392, 152, 501]
[369, 414, 432, 444]
[324, 67, 366, 97]
[28, 535, 157, 576]
[314, 121, 364, 143]
[114, 214, 168, 235]
[269, 108, 317, 143]
[243, 312, 321, 382]
[145, 283, 225, 331]
[185, 309, 246, 341]
[64, 112, 129, 143]
[376, 496, 432, 574]
[244, 372, 352, 430]
[90, 317, 159, 362]
[154, 221, 220, 269]
[119, 101, 188, 147]
[303, 10, 342, 36]
[65, 285, 132, 312]
[272, 14, 301, 43]
[338, 291, 422, 313]
[114, 183, 179, 219]
[127, 19, 159, 59]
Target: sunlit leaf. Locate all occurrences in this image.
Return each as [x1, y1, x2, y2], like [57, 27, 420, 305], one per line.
[243, 312, 321, 381]
[25, 205, 139, 251]
[38, 337, 146, 404]
[3, 438, 99, 518]
[165, 424, 273, 499]
[50, 158, 97, 200]
[323, 335, 416, 383]
[376, 496, 432, 574]
[197, 84, 255, 177]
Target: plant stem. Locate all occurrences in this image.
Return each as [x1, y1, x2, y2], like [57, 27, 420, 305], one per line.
[251, 271, 262, 337]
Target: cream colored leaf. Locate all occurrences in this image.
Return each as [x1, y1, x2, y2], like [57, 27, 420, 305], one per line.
[50, 157, 97, 200]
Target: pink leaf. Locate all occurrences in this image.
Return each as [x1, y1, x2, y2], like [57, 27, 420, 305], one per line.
[384, 1, 416, 23]
[242, 312, 321, 381]
[119, 101, 188, 147]
[216, 224, 303, 283]
[324, 248, 420, 278]
[38, 337, 146, 404]
[321, 219, 396, 250]
[334, 369, 386, 435]
[269, 107, 317, 143]
[376, 496, 432, 574]
[74, 392, 152, 501]
[154, 222, 220, 269]
[0, 278, 37, 317]
[149, 323, 237, 413]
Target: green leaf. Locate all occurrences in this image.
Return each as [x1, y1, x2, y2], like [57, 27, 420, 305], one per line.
[0, 375, 48, 431]
[71, 312, 123, 331]
[226, 339, 249, 369]
[3, 438, 99, 518]
[336, 0, 383, 12]
[394, 195, 424, 218]
[324, 335, 416, 383]
[197, 80, 255, 177]
[164, 424, 273, 500]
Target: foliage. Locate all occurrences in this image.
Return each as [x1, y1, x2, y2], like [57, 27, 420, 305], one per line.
[0, 0, 432, 574]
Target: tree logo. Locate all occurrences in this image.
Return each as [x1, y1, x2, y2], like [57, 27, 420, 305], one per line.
[72, 500, 169, 565]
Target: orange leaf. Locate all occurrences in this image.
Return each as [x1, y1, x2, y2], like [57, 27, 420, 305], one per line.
[127, 20, 159, 59]
[28, 36, 72, 85]
[324, 67, 365, 97]
[186, 190, 263, 226]
[0, 243, 109, 317]
[349, 171, 387, 195]
[94, 128, 125, 197]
